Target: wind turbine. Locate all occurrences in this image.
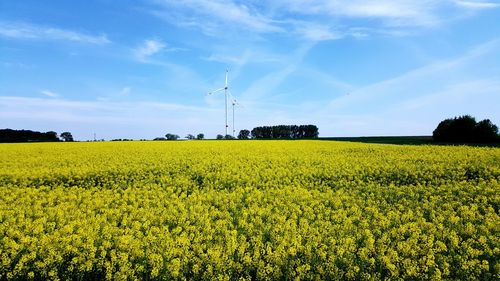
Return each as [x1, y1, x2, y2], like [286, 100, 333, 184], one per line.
[228, 92, 243, 138]
[207, 69, 230, 136]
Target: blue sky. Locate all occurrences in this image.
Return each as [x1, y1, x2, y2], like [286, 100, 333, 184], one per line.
[1, 0, 499, 140]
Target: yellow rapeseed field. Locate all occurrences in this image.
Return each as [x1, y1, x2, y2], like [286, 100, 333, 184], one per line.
[0, 140, 499, 280]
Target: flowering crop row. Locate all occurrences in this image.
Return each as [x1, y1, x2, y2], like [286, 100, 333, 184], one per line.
[0, 141, 499, 280]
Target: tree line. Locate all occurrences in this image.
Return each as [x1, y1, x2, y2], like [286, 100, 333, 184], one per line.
[0, 129, 74, 143]
[250, 125, 319, 139]
[162, 125, 320, 141]
[433, 115, 498, 143]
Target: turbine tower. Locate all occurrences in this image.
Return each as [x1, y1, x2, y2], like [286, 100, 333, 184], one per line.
[207, 69, 230, 136]
[232, 99, 236, 137]
[229, 93, 242, 138]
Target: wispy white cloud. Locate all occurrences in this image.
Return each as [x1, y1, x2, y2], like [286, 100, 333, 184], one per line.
[119, 87, 131, 96]
[202, 48, 283, 67]
[40, 90, 59, 98]
[150, 0, 282, 34]
[0, 21, 110, 44]
[239, 43, 315, 101]
[298, 67, 354, 94]
[203, 53, 251, 65]
[453, 0, 500, 9]
[294, 23, 343, 41]
[1, 61, 33, 69]
[133, 39, 183, 62]
[274, 0, 499, 27]
[134, 39, 165, 61]
[297, 1, 439, 26]
[148, 0, 499, 42]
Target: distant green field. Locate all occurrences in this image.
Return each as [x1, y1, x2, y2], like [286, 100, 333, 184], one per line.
[323, 136, 434, 145]
[323, 136, 500, 147]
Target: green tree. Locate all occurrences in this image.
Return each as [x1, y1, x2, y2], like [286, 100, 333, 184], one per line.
[196, 133, 204, 140]
[238, 129, 250, 139]
[60, 132, 74, 142]
[474, 119, 498, 142]
[433, 115, 499, 143]
[165, 133, 179, 140]
[46, 131, 58, 141]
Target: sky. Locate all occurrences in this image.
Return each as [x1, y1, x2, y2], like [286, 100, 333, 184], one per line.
[1, 0, 499, 140]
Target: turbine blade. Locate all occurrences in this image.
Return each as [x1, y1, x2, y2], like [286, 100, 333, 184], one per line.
[234, 99, 244, 108]
[226, 90, 243, 107]
[207, 88, 225, 95]
[225, 69, 228, 87]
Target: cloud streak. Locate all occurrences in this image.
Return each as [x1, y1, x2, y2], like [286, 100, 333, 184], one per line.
[134, 39, 165, 61]
[275, 0, 499, 26]
[453, 0, 500, 9]
[119, 87, 131, 96]
[0, 21, 110, 44]
[148, 0, 499, 42]
[133, 39, 184, 63]
[239, 43, 315, 101]
[150, 0, 281, 34]
[279, 1, 440, 27]
[40, 90, 59, 98]
[294, 23, 343, 41]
